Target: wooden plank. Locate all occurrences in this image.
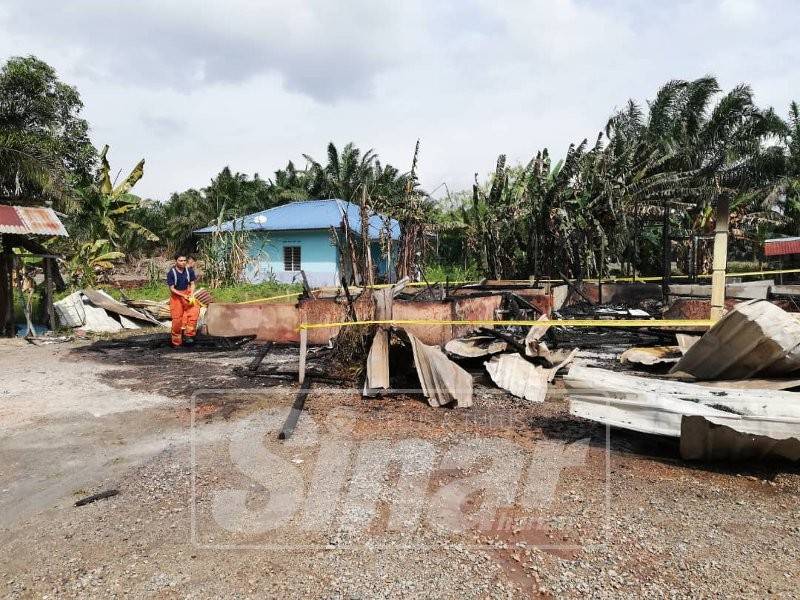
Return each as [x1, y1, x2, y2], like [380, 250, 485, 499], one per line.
[363, 328, 390, 395]
[298, 327, 308, 384]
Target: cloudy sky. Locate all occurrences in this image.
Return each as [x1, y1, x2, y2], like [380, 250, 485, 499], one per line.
[0, 0, 797, 200]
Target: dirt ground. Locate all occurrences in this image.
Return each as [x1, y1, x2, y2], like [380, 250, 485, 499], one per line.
[1, 335, 798, 599]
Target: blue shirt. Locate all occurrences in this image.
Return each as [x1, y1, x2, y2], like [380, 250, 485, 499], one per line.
[166, 267, 196, 291]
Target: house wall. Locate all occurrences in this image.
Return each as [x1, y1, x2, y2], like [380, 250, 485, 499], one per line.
[244, 229, 339, 287]
[241, 228, 398, 287]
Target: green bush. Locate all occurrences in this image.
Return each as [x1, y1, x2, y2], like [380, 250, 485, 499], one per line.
[423, 263, 481, 283]
[726, 260, 762, 274]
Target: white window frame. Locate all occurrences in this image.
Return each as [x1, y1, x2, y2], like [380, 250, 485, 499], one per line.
[283, 245, 301, 271]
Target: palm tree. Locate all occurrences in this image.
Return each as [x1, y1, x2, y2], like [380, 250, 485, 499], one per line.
[269, 161, 311, 203]
[603, 77, 787, 279]
[779, 102, 800, 235]
[303, 142, 379, 201]
[0, 130, 65, 204]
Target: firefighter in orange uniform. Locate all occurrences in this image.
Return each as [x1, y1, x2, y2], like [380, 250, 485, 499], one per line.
[167, 253, 200, 347]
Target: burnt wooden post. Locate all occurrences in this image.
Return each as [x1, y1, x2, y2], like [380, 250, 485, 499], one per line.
[0, 236, 14, 337]
[299, 269, 312, 298]
[598, 242, 604, 305]
[44, 257, 56, 331]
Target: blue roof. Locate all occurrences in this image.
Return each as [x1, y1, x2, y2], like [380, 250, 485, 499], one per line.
[194, 199, 400, 240]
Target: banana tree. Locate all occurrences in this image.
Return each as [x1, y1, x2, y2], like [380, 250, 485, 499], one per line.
[70, 145, 158, 251]
[66, 239, 125, 287]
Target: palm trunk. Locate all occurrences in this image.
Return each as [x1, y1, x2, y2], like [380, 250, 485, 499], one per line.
[662, 201, 670, 299]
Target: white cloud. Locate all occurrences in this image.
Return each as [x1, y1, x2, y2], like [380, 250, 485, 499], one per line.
[718, 0, 761, 24]
[0, 0, 798, 200]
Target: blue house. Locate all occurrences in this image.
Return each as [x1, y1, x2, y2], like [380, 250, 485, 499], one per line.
[194, 199, 400, 287]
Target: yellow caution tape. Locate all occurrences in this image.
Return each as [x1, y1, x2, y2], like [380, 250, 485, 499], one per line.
[238, 290, 307, 304]
[297, 318, 714, 331]
[720, 267, 800, 278]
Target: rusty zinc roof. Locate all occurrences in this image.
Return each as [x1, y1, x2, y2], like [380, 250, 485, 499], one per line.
[0, 205, 68, 236]
[764, 236, 800, 257]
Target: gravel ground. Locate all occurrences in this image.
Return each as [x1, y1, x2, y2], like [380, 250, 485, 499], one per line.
[0, 336, 798, 598]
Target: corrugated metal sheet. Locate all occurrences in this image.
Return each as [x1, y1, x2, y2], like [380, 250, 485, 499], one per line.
[0, 205, 27, 234]
[194, 199, 400, 240]
[670, 299, 800, 379]
[764, 237, 800, 256]
[566, 366, 800, 462]
[0, 205, 68, 236]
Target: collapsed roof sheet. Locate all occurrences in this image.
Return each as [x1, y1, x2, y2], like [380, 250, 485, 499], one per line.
[408, 332, 473, 408]
[670, 299, 800, 380]
[565, 366, 800, 461]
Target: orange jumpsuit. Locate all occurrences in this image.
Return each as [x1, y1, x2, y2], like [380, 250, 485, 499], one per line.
[170, 293, 200, 347]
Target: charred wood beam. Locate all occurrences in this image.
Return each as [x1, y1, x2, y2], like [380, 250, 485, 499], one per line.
[75, 489, 119, 507]
[418, 270, 436, 300]
[507, 292, 542, 315]
[299, 270, 312, 298]
[233, 364, 343, 383]
[462, 283, 539, 291]
[441, 290, 498, 302]
[558, 271, 595, 306]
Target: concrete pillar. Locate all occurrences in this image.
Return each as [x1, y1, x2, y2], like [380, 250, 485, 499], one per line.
[710, 196, 730, 322]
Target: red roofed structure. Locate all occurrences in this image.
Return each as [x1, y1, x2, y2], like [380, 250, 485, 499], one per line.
[764, 237, 800, 257]
[0, 203, 68, 336]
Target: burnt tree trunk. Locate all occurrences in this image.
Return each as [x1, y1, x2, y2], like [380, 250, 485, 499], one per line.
[662, 201, 671, 299]
[359, 188, 374, 287]
[44, 257, 56, 331]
